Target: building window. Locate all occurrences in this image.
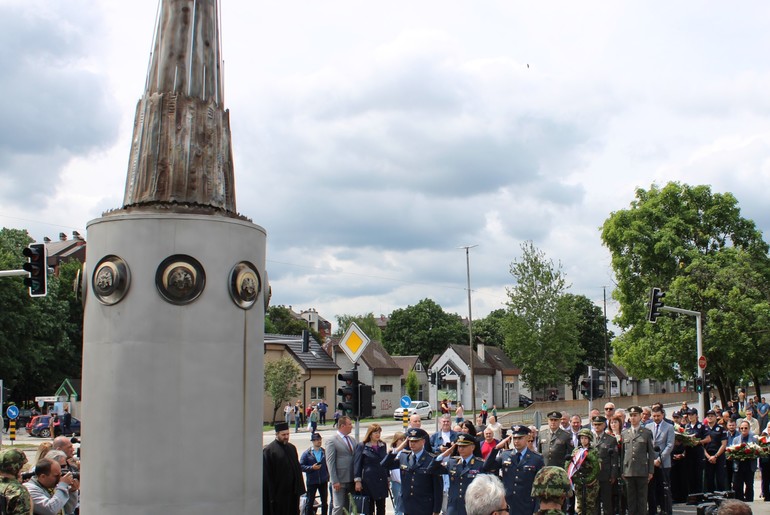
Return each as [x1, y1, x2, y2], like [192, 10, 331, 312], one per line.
[418, 384, 424, 400]
[380, 384, 393, 393]
[414, 361, 423, 372]
[310, 387, 325, 400]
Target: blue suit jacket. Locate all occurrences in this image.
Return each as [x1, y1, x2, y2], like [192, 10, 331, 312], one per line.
[430, 430, 460, 454]
[483, 447, 544, 514]
[731, 433, 759, 472]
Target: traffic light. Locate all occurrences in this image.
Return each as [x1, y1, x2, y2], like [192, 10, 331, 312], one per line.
[358, 384, 373, 419]
[580, 379, 590, 398]
[591, 369, 605, 399]
[22, 243, 47, 297]
[647, 287, 665, 323]
[338, 370, 359, 417]
[695, 377, 704, 393]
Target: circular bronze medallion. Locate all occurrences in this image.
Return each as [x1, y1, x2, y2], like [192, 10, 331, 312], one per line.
[228, 261, 261, 309]
[92, 255, 130, 306]
[156, 255, 205, 305]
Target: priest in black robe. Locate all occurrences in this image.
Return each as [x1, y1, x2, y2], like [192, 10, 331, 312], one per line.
[264, 422, 306, 514]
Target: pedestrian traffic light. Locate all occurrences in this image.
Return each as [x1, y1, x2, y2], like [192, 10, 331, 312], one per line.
[695, 377, 704, 393]
[338, 370, 359, 417]
[358, 384, 373, 419]
[22, 243, 47, 297]
[647, 287, 665, 323]
[580, 379, 590, 398]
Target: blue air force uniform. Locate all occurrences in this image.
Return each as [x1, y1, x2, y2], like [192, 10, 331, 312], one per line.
[381, 428, 443, 515]
[483, 425, 544, 514]
[428, 433, 484, 515]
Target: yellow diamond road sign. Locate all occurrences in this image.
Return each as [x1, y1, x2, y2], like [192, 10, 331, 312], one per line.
[339, 322, 371, 364]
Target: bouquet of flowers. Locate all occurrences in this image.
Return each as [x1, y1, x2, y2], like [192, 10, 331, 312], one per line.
[726, 442, 763, 461]
[673, 424, 700, 447]
[758, 434, 770, 458]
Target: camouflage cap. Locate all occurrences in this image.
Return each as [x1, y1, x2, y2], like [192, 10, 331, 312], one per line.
[0, 448, 28, 475]
[531, 466, 573, 498]
[578, 428, 594, 440]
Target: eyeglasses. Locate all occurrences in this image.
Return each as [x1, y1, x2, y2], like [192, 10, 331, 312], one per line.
[604, 407, 615, 411]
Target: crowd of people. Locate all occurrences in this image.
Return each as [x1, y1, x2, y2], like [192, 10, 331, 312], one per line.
[0, 435, 81, 514]
[263, 397, 766, 515]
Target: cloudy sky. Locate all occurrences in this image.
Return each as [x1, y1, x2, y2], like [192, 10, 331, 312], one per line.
[3, 1, 770, 332]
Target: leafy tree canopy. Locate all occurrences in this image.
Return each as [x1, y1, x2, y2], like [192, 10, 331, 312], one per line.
[601, 182, 770, 396]
[503, 241, 581, 393]
[382, 298, 466, 366]
[266, 305, 322, 342]
[334, 312, 383, 341]
[472, 309, 507, 348]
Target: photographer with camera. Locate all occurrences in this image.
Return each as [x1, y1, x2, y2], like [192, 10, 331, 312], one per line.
[24, 457, 79, 515]
[52, 436, 80, 473]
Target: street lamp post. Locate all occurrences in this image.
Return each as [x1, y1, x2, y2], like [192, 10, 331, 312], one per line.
[460, 245, 478, 417]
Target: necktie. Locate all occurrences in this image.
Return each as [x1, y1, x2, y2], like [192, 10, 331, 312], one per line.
[514, 452, 521, 465]
[344, 436, 353, 453]
[654, 424, 659, 440]
[408, 453, 416, 468]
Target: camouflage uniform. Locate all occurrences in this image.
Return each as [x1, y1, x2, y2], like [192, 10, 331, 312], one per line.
[532, 466, 572, 515]
[0, 448, 32, 515]
[566, 430, 599, 515]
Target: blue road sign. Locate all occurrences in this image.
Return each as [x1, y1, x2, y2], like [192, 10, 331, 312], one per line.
[6, 405, 19, 420]
[400, 396, 411, 409]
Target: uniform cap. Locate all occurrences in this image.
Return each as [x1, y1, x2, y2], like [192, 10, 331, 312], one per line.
[407, 428, 429, 440]
[688, 408, 698, 416]
[705, 410, 716, 416]
[455, 433, 475, 446]
[0, 448, 28, 475]
[310, 432, 323, 441]
[627, 406, 643, 414]
[510, 425, 531, 437]
[591, 415, 607, 424]
[672, 411, 681, 418]
[531, 466, 573, 498]
[547, 411, 562, 420]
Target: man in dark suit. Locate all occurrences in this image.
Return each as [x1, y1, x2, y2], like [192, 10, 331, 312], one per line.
[382, 427, 443, 515]
[731, 420, 759, 502]
[484, 425, 544, 514]
[538, 411, 573, 468]
[326, 416, 357, 515]
[592, 415, 619, 515]
[621, 406, 655, 515]
[648, 405, 674, 515]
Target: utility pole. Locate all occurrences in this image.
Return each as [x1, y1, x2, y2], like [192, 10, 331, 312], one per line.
[603, 286, 610, 398]
[460, 245, 478, 417]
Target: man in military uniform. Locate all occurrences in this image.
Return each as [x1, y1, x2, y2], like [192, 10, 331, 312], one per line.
[591, 415, 619, 515]
[429, 433, 485, 515]
[484, 425, 544, 514]
[703, 409, 728, 493]
[539, 411, 574, 468]
[532, 466, 573, 515]
[621, 406, 655, 515]
[382, 427, 443, 515]
[0, 448, 32, 515]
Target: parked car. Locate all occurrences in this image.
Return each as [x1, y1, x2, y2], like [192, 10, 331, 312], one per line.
[393, 401, 433, 421]
[29, 415, 81, 438]
[519, 394, 534, 408]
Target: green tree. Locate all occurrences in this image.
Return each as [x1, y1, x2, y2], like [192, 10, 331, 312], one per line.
[266, 305, 322, 341]
[0, 228, 82, 405]
[503, 241, 581, 395]
[264, 357, 302, 423]
[601, 182, 770, 399]
[334, 313, 383, 341]
[382, 299, 466, 366]
[472, 309, 507, 348]
[560, 294, 613, 399]
[405, 370, 419, 400]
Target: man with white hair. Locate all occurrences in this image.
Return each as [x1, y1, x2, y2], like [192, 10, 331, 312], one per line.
[465, 474, 507, 515]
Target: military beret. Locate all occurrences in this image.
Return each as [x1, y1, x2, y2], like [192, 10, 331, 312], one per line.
[627, 406, 643, 415]
[547, 411, 562, 419]
[591, 415, 607, 424]
[407, 428, 429, 440]
[0, 448, 28, 475]
[455, 433, 475, 446]
[274, 422, 290, 432]
[510, 425, 531, 437]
